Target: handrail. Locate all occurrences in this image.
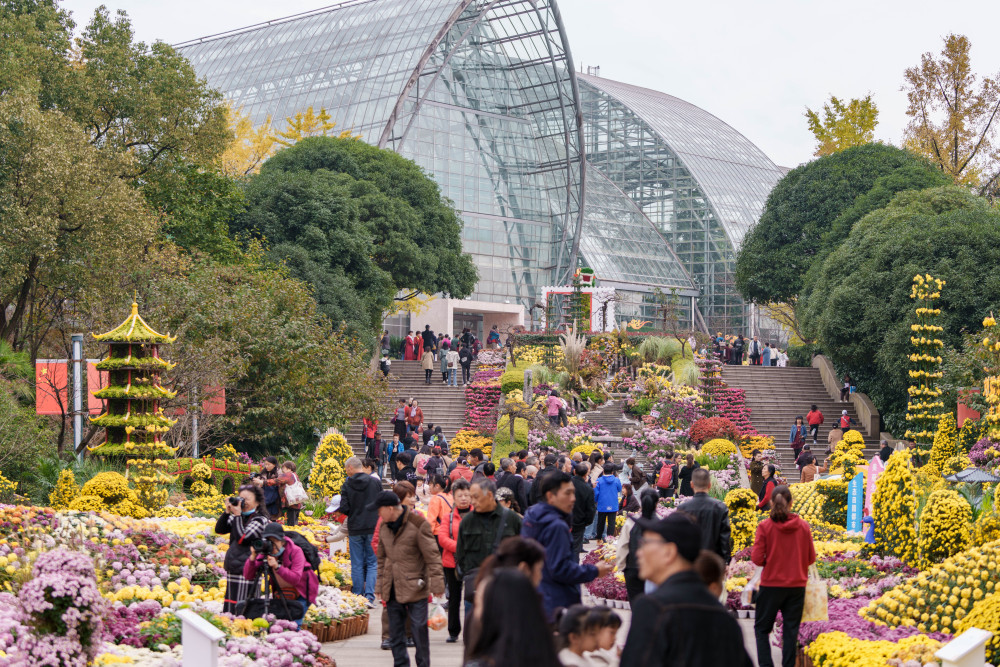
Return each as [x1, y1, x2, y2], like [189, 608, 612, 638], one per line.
[811, 354, 881, 439]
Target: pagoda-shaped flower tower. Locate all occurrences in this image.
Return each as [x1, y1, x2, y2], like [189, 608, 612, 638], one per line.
[90, 302, 178, 509]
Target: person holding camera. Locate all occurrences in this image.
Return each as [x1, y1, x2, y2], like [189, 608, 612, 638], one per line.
[215, 484, 270, 614]
[243, 523, 318, 628]
[256, 456, 282, 519]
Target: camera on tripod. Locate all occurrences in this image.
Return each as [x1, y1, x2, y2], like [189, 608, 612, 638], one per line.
[252, 537, 274, 556]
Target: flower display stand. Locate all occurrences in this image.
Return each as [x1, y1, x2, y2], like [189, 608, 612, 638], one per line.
[305, 613, 369, 643]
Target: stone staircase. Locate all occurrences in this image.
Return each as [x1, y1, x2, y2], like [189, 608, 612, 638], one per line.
[720, 365, 880, 474]
[344, 360, 469, 457]
[579, 399, 641, 437]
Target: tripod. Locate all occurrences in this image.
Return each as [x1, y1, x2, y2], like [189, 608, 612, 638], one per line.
[246, 560, 295, 619]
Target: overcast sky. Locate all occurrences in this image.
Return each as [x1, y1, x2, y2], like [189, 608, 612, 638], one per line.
[64, 0, 1000, 168]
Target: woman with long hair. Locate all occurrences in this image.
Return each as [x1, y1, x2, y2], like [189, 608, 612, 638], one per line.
[749, 449, 765, 495]
[678, 453, 699, 497]
[214, 484, 269, 614]
[789, 416, 807, 462]
[757, 464, 778, 510]
[464, 568, 560, 667]
[751, 485, 815, 667]
[617, 488, 659, 603]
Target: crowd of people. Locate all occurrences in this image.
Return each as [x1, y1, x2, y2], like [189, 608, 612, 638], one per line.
[710, 333, 789, 366]
[378, 324, 506, 384]
[326, 437, 788, 666]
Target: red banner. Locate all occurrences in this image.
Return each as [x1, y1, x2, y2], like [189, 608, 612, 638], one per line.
[87, 363, 108, 415]
[35, 361, 68, 415]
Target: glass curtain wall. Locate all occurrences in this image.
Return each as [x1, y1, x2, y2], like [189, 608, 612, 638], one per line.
[578, 74, 784, 334]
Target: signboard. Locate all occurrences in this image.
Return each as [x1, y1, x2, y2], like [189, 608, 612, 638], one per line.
[847, 472, 865, 532]
[87, 363, 108, 415]
[35, 360, 68, 415]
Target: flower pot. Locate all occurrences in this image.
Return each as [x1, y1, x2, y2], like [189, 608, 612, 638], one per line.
[747, 610, 755, 619]
[737, 610, 747, 618]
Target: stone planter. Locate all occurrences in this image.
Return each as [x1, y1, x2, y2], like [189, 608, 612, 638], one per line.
[737, 609, 748, 618]
[309, 613, 370, 643]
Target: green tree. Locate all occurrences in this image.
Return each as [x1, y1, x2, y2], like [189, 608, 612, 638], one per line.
[801, 186, 1000, 434]
[0, 95, 159, 351]
[805, 95, 879, 157]
[735, 144, 949, 306]
[235, 136, 477, 337]
[903, 34, 1000, 194]
[74, 244, 389, 450]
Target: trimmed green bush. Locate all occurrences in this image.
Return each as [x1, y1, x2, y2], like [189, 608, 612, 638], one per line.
[493, 415, 529, 458]
[500, 367, 525, 395]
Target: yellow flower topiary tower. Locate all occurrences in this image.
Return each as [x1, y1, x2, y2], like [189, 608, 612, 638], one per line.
[89, 302, 178, 510]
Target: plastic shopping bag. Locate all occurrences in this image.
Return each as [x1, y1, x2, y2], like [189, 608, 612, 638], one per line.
[801, 564, 828, 622]
[428, 604, 447, 631]
[741, 566, 763, 607]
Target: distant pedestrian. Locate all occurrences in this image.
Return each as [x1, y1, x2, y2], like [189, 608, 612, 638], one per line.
[486, 324, 501, 350]
[380, 330, 391, 354]
[789, 416, 807, 462]
[439, 340, 450, 383]
[393, 399, 407, 439]
[677, 468, 731, 563]
[840, 374, 852, 402]
[752, 485, 816, 667]
[838, 410, 855, 431]
[459, 344, 474, 385]
[748, 336, 762, 365]
[749, 449, 765, 496]
[421, 325, 436, 354]
[340, 457, 382, 605]
[546, 389, 562, 426]
[594, 463, 622, 540]
[677, 453, 699, 497]
[421, 346, 434, 384]
[446, 346, 460, 387]
[761, 343, 772, 367]
[379, 352, 391, 377]
[570, 463, 596, 555]
[437, 479, 471, 643]
[757, 464, 778, 510]
[769, 343, 778, 366]
[616, 488, 659, 603]
[806, 404, 824, 444]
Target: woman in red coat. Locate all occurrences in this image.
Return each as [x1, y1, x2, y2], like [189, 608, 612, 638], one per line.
[751, 484, 815, 667]
[404, 331, 417, 360]
[437, 479, 472, 643]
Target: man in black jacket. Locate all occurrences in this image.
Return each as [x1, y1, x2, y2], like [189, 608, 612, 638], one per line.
[458, 344, 474, 385]
[570, 463, 597, 555]
[421, 324, 436, 354]
[621, 513, 752, 667]
[677, 468, 732, 563]
[498, 458, 528, 513]
[338, 457, 383, 605]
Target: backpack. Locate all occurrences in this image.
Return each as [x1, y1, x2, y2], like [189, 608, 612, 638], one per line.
[283, 473, 308, 506]
[840, 415, 851, 429]
[656, 463, 673, 489]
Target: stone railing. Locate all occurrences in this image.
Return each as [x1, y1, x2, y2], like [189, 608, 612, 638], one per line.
[811, 355, 880, 439]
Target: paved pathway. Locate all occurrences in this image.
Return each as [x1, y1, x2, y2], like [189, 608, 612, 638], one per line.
[322, 596, 781, 666]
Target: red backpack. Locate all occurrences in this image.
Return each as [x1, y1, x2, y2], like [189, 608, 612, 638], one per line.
[656, 463, 673, 489]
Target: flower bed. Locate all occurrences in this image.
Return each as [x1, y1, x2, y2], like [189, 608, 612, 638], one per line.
[465, 365, 503, 432]
[0, 506, 366, 665]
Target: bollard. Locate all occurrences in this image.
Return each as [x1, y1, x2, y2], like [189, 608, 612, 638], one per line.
[524, 369, 532, 401]
[935, 627, 992, 667]
[178, 608, 226, 667]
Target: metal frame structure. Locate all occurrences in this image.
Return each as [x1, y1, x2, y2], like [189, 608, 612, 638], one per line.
[578, 73, 784, 333]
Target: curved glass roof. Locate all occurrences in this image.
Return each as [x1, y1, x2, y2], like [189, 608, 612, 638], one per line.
[580, 165, 695, 291]
[177, 0, 585, 307]
[578, 73, 784, 247]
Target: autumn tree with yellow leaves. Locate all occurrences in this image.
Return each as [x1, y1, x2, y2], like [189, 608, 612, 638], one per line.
[805, 95, 879, 157]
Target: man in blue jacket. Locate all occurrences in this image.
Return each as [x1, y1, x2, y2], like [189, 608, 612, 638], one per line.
[594, 463, 622, 541]
[522, 470, 612, 619]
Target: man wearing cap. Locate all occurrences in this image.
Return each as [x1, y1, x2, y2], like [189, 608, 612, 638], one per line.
[339, 457, 382, 607]
[522, 471, 612, 619]
[620, 513, 752, 666]
[677, 468, 732, 563]
[242, 523, 319, 627]
[373, 490, 444, 667]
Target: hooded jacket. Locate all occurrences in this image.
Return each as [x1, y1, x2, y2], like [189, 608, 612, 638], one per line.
[594, 474, 622, 513]
[751, 513, 816, 587]
[521, 502, 599, 618]
[339, 472, 382, 536]
[243, 537, 319, 604]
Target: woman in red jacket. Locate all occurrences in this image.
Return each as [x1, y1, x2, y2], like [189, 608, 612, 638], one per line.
[751, 484, 815, 667]
[757, 464, 778, 510]
[437, 479, 472, 643]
